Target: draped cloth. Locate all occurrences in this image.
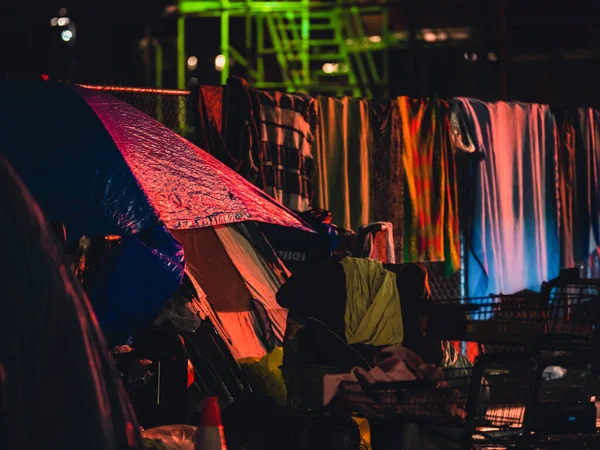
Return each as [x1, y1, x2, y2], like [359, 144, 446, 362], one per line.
[453, 98, 560, 297]
[315, 97, 373, 231]
[556, 108, 600, 269]
[254, 89, 317, 212]
[398, 97, 460, 275]
[341, 257, 403, 346]
[370, 100, 405, 259]
[576, 109, 600, 258]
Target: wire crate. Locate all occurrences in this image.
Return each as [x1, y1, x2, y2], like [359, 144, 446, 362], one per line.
[427, 279, 600, 352]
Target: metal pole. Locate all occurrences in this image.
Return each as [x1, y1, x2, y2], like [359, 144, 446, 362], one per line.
[221, 0, 230, 85]
[177, 16, 186, 90]
[257, 14, 265, 82]
[154, 40, 163, 89]
[301, 0, 310, 86]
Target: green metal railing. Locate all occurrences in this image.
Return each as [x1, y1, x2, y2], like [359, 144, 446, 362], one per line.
[175, 0, 390, 97]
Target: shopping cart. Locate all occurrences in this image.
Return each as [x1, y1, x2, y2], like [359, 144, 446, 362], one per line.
[426, 272, 600, 355]
[327, 352, 538, 449]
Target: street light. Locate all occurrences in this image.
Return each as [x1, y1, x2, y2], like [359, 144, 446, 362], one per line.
[61, 30, 73, 42]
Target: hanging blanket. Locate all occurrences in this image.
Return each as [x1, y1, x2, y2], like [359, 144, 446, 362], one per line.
[369, 99, 404, 259]
[397, 97, 460, 275]
[315, 97, 373, 231]
[453, 98, 560, 297]
[253, 89, 317, 212]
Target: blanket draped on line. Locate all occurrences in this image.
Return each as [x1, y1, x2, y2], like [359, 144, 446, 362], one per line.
[341, 257, 403, 346]
[398, 97, 460, 275]
[196, 78, 317, 212]
[315, 97, 373, 232]
[369, 100, 404, 260]
[453, 98, 560, 297]
[254, 89, 317, 212]
[557, 108, 600, 269]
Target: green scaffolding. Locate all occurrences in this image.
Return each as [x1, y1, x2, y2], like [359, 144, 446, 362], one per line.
[176, 0, 390, 97]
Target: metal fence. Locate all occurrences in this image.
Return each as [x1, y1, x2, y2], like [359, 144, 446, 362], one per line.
[78, 85, 195, 140]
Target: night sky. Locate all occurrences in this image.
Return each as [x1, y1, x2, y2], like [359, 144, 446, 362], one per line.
[2, 0, 600, 107]
[1, 0, 166, 85]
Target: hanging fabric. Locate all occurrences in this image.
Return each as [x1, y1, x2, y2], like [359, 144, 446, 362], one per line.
[369, 99, 404, 259]
[453, 98, 560, 297]
[556, 109, 578, 269]
[253, 89, 317, 212]
[196, 85, 226, 162]
[575, 108, 600, 258]
[398, 97, 460, 275]
[315, 96, 373, 232]
[221, 77, 264, 183]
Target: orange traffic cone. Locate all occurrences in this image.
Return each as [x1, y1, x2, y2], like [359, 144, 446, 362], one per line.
[195, 396, 227, 450]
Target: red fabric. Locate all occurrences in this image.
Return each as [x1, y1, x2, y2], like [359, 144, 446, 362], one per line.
[201, 86, 223, 134]
[450, 341, 479, 363]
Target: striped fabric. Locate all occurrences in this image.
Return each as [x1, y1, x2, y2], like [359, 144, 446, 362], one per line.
[253, 89, 317, 212]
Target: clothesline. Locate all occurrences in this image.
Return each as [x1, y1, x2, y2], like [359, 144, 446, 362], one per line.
[195, 78, 600, 299]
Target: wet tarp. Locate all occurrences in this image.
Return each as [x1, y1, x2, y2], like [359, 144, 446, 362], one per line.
[0, 81, 311, 343]
[0, 156, 143, 450]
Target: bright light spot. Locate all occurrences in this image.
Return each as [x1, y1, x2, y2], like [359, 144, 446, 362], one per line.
[61, 29, 73, 42]
[50, 17, 58, 26]
[57, 17, 70, 26]
[487, 52, 498, 61]
[368, 35, 382, 43]
[463, 53, 469, 60]
[187, 55, 198, 71]
[471, 52, 478, 61]
[214, 54, 226, 71]
[322, 63, 339, 74]
[423, 30, 437, 42]
[437, 31, 448, 41]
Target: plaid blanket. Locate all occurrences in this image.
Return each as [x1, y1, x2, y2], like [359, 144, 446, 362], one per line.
[253, 89, 317, 212]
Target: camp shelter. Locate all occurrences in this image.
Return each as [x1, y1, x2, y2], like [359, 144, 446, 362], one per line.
[0, 80, 311, 345]
[170, 223, 290, 359]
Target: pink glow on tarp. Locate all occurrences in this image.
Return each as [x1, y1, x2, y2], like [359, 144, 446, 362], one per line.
[73, 86, 312, 233]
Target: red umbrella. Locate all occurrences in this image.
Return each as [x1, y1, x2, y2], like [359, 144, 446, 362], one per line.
[77, 85, 311, 232]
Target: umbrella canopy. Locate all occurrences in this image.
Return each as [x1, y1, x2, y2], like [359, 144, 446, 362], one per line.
[0, 155, 143, 450]
[0, 81, 310, 241]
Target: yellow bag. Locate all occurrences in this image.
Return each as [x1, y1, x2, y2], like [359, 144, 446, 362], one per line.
[238, 347, 287, 406]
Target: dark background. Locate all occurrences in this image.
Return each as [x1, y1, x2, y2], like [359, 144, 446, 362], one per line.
[2, 0, 599, 107]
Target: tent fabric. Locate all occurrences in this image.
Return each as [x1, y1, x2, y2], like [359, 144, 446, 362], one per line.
[171, 226, 287, 359]
[170, 229, 253, 313]
[216, 312, 273, 360]
[0, 156, 143, 450]
[214, 224, 288, 343]
[453, 98, 560, 297]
